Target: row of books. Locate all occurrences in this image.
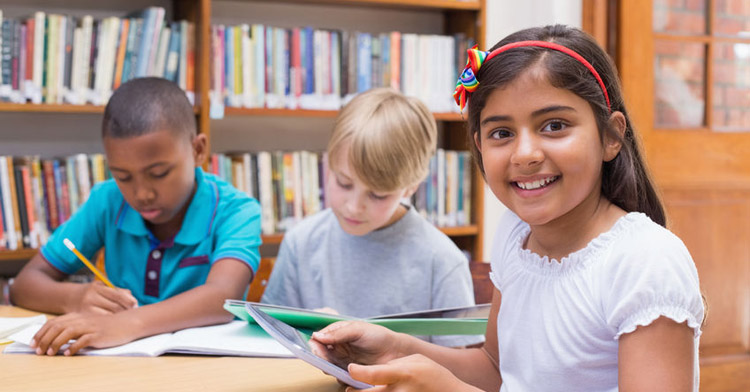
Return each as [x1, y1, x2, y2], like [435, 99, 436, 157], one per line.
[0, 7, 195, 106]
[209, 149, 473, 235]
[0, 148, 472, 251]
[0, 155, 109, 251]
[210, 24, 473, 113]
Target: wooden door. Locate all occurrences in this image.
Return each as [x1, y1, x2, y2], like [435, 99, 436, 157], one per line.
[619, 1, 750, 390]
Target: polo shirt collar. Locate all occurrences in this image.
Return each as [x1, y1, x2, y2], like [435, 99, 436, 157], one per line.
[115, 168, 218, 245]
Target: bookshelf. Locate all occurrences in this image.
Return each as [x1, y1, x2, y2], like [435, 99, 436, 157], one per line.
[0, 0, 486, 266]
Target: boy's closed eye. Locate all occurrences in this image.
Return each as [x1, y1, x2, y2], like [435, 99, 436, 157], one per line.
[336, 178, 353, 190]
[150, 169, 170, 179]
[368, 192, 388, 201]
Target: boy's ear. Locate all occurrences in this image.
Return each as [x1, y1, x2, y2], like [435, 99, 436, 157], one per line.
[192, 133, 208, 167]
[402, 183, 420, 199]
[603, 111, 626, 162]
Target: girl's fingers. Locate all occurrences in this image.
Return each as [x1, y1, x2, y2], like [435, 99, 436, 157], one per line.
[348, 363, 403, 386]
[312, 321, 363, 344]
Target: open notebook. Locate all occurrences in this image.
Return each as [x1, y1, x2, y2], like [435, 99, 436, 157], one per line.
[4, 319, 293, 358]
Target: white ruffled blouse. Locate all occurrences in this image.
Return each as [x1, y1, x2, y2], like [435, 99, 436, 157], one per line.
[490, 211, 704, 392]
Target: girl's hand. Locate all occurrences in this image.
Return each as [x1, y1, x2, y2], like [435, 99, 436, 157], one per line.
[345, 354, 478, 392]
[29, 312, 137, 356]
[72, 281, 138, 314]
[310, 321, 407, 369]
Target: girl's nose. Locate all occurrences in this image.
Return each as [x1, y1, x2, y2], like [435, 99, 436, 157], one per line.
[511, 130, 544, 167]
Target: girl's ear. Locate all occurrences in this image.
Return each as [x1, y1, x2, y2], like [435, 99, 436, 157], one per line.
[603, 111, 626, 162]
[192, 133, 208, 167]
[473, 131, 482, 152]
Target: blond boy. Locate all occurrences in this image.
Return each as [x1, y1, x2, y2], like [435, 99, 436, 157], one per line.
[262, 88, 480, 347]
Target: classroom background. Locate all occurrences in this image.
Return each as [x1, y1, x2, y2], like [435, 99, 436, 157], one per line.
[0, 0, 746, 390]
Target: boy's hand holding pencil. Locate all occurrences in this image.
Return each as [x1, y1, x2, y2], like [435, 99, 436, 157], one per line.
[64, 238, 138, 314]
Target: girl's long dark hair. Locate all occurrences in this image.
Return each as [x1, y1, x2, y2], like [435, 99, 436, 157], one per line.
[467, 25, 666, 226]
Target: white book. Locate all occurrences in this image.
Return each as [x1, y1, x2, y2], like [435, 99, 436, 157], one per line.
[78, 15, 93, 104]
[0, 157, 18, 250]
[292, 151, 303, 223]
[153, 26, 171, 78]
[0, 315, 46, 343]
[6, 320, 292, 358]
[242, 153, 253, 198]
[30, 11, 45, 103]
[102, 17, 120, 103]
[241, 24, 253, 108]
[257, 151, 275, 235]
[252, 24, 265, 108]
[146, 7, 164, 76]
[56, 15, 66, 104]
[437, 149, 446, 227]
[68, 27, 83, 104]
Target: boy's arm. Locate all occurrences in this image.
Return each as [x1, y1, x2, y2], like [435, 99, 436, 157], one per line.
[31, 257, 251, 356]
[10, 252, 136, 315]
[11, 252, 80, 314]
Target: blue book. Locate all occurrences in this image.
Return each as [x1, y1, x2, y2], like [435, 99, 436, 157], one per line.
[225, 25, 234, 103]
[163, 22, 180, 82]
[304, 27, 314, 94]
[356, 33, 372, 93]
[134, 7, 157, 77]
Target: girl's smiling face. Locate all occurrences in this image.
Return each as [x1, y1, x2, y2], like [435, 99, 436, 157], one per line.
[476, 66, 621, 228]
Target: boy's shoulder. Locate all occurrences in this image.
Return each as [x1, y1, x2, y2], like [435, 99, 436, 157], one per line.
[395, 209, 467, 259]
[283, 209, 336, 242]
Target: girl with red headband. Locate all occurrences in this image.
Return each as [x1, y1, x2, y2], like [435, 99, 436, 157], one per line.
[310, 25, 704, 391]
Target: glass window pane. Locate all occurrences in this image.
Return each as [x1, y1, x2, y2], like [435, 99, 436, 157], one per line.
[713, 0, 750, 37]
[654, 0, 707, 35]
[712, 43, 750, 131]
[654, 41, 706, 128]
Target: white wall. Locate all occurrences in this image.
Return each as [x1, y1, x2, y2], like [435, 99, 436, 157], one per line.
[481, 0, 582, 259]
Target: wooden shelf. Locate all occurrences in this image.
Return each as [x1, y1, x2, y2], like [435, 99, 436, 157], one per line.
[235, 0, 481, 11]
[0, 103, 105, 114]
[223, 107, 466, 122]
[0, 248, 37, 262]
[261, 225, 478, 245]
[0, 103, 201, 114]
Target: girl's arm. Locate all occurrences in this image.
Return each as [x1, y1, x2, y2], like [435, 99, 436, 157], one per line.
[30, 257, 250, 355]
[618, 316, 696, 392]
[312, 289, 502, 391]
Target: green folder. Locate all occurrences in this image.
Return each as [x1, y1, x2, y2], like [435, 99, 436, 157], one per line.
[223, 300, 488, 336]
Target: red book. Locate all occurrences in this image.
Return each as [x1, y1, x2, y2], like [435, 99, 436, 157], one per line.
[25, 18, 35, 87]
[42, 160, 59, 230]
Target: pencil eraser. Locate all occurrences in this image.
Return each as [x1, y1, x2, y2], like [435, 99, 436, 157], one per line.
[63, 238, 75, 251]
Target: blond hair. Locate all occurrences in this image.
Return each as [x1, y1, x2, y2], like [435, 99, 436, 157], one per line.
[328, 88, 437, 192]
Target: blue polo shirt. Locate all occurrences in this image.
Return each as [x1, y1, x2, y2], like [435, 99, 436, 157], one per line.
[41, 167, 261, 305]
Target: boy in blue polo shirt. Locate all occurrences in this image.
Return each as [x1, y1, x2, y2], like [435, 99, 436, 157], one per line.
[10, 77, 261, 356]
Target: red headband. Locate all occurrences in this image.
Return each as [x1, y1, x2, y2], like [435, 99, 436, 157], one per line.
[453, 40, 611, 113]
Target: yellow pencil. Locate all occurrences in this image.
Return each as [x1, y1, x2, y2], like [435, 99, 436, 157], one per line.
[63, 238, 115, 289]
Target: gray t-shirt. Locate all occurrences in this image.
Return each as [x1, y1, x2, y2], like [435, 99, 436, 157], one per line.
[261, 206, 483, 347]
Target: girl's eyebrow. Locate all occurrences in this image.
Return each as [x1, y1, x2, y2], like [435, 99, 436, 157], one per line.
[480, 105, 577, 126]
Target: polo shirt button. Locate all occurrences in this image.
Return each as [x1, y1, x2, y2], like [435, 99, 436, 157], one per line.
[152, 250, 162, 259]
[148, 270, 158, 280]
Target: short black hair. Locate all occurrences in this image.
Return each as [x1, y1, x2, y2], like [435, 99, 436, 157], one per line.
[102, 77, 196, 139]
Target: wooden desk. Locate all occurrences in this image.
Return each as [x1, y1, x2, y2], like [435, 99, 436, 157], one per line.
[1, 306, 342, 392]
